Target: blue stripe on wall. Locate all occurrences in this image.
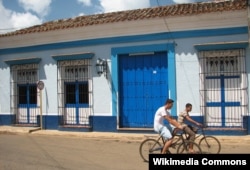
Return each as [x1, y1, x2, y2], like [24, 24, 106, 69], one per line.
[206, 75, 240, 79]
[195, 41, 248, 51]
[0, 27, 247, 55]
[52, 52, 94, 61]
[207, 102, 241, 107]
[167, 44, 176, 106]
[5, 58, 41, 65]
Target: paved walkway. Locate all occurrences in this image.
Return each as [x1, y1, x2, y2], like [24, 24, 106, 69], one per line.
[0, 125, 149, 142]
[1, 125, 250, 144]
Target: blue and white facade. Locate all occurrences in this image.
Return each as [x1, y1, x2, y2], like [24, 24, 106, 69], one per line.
[0, 0, 249, 135]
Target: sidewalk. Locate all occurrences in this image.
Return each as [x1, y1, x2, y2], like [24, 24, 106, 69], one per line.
[1, 125, 250, 144]
[0, 125, 149, 142]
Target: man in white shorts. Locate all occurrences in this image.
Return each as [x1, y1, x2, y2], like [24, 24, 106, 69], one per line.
[154, 99, 183, 154]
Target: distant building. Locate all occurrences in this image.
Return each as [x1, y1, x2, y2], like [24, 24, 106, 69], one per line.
[0, 0, 249, 135]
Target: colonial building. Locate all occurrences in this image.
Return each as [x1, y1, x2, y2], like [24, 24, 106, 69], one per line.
[0, 0, 249, 135]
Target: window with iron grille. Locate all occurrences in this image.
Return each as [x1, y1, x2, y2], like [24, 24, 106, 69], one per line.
[57, 60, 93, 126]
[10, 64, 39, 124]
[199, 49, 248, 127]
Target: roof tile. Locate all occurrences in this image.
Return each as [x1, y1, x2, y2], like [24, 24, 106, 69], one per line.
[0, 0, 247, 37]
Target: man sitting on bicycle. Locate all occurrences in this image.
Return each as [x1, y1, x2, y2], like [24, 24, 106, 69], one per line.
[178, 103, 203, 153]
[154, 99, 184, 154]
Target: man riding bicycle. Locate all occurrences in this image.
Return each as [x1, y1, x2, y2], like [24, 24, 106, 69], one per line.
[153, 99, 184, 154]
[178, 103, 203, 153]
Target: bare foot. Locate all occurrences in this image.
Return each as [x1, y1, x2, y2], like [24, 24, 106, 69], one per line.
[189, 150, 197, 154]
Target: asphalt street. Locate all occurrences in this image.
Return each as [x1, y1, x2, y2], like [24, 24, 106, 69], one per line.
[1, 126, 250, 170]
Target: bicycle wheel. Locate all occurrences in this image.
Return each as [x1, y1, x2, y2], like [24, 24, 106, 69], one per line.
[139, 138, 162, 162]
[198, 136, 221, 154]
[177, 140, 202, 154]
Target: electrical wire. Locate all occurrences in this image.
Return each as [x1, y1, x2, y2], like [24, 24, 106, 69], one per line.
[156, 0, 176, 44]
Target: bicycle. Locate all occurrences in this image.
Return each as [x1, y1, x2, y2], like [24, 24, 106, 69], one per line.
[192, 127, 221, 154]
[139, 129, 202, 162]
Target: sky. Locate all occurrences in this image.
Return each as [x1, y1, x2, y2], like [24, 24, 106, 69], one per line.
[0, 0, 211, 34]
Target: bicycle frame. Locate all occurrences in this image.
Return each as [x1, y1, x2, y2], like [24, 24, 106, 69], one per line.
[148, 135, 164, 152]
[150, 131, 188, 153]
[181, 126, 205, 140]
[194, 128, 206, 139]
[139, 129, 203, 162]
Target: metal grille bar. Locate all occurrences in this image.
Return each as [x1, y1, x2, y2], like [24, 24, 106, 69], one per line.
[10, 64, 39, 125]
[199, 49, 248, 128]
[57, 59, 93, 127]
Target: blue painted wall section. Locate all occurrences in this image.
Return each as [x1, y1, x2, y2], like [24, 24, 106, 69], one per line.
[90, 116, 117, 132]
[246, 116, 250, 135]
[0, 115, 15, 125]
[1, 114, 249, 135]
[167, 43, 177, 116]
[37, 115, 59, 130]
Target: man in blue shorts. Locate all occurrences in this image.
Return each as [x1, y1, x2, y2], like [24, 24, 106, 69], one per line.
[154, 99, 184, 154]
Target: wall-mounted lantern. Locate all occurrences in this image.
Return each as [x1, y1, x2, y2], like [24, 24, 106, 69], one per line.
[96, 58, 108, 78]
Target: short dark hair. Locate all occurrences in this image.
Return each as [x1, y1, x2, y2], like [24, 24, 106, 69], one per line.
[165, 99, 174, 104]
[186, 103, 192, 107]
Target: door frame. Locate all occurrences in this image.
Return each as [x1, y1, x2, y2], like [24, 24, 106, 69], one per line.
[111, 43, 176, 128]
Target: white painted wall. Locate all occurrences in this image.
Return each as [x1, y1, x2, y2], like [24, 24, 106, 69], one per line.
[0, 32, 248, 117]
[0, 8, 248, 118]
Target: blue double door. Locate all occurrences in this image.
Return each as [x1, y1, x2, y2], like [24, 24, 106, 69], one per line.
[118, 52, 168, 128]
[17, 83, 38, 124]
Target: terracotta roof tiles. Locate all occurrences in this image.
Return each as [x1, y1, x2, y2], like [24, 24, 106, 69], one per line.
[0, 0, 247, 37]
